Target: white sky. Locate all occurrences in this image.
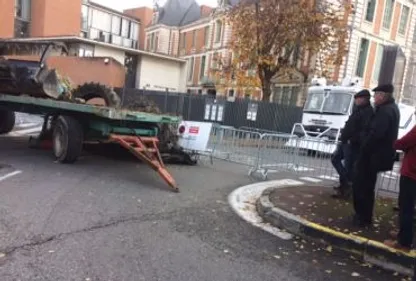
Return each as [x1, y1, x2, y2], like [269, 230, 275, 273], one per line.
[93, 0, 218, 11]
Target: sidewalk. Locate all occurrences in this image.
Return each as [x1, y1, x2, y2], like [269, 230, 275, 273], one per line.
[257, 184, 416, 276]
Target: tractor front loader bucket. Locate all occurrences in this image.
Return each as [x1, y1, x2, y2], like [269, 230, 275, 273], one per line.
[0, 58, 61, 99]
[0, 41, 67, 99]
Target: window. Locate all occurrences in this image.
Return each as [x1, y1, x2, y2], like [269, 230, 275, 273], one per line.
[154, 33, 159, 51]
[382, 0, 395, 30]
[150, 33, 155, 50]
[15, 0, 31, 21]
[413, 23, 416, 43]
[181, 32, 186, 49]
[146, 35, 150, 51]
[365, 0, 376, 22]
[121, 18, 129, 37]
[200, 55, 206, 79]
[399, 6, 410, 35]
[91, 9, 111, 32]
[355, 38, 369, 78]
[112, 16, 121, 35]
[372, 44, 384, 81]
[192, 30, 196, 48]
[130, 22, 139, 40]
[81, 5, 88, 30]
[188, 57, 195, 82]
[215, 21, 222, 43]
[204, 26, 210, 46]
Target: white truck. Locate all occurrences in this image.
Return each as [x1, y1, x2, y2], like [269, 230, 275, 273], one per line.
[285, 76, 416, 154]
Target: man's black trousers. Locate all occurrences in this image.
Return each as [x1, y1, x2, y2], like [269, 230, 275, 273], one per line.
[352, 158, 378, 223]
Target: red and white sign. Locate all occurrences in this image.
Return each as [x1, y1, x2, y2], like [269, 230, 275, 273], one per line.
[189, 126, 199, 134]
[178, 121, 212, 151]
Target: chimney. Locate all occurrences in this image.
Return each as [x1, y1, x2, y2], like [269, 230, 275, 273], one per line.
[200, 5, 213, 17]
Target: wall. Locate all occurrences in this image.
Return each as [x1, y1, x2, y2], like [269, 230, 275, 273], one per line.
[124, 7, 153, 50]
[93, 45, 126, 65]
[31, 0, 82, 37]
[5, 55, 125, 88]
[137, 55, 186, 92]
[0, 0, 15, 37]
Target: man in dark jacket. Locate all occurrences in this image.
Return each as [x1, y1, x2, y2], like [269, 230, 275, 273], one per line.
[352, 84, 400, 227]
[331, 89, 374, 199]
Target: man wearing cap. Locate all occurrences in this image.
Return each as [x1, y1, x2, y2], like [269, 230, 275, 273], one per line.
[331, 89, 374, 199]
[352, 84, 400, 227]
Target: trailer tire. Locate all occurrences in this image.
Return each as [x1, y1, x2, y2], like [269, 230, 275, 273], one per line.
[0, 110, 15, 135]
[71, 83, 121, 108]
[53, 115, 84, 164]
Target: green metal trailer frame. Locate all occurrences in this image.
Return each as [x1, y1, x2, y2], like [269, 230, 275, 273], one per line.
[0, 93, 182, 192]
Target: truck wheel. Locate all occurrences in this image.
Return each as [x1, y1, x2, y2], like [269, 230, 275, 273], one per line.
[0, 110, 15, 134]
[71, 83, 121, 108]
[53, 115, 84, 163]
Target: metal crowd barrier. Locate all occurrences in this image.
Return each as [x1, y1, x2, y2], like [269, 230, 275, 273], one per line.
[205, 126, 401, 197]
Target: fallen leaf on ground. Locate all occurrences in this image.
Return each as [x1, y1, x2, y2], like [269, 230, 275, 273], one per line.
[325, 246, 333, 253]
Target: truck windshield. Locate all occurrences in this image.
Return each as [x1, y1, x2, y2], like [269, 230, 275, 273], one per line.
[304, 92, 353, 115]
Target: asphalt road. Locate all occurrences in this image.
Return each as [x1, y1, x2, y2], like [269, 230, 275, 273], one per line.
[0, 129, 410, 280]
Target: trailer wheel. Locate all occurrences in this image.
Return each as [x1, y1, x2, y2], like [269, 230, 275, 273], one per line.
[71, 83, 121, 108]
[53, 115, 84, 163]
[0, 110, 15, 135]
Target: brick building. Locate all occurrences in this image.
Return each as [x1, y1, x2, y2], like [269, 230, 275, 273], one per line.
[0, 0, 188, 92]
[132, 0, 416, 105]
[332, 0, 416, 102]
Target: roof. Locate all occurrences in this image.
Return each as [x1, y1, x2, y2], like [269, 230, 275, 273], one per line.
[156, 0, 202, 27]
[0, 37, 186, 63]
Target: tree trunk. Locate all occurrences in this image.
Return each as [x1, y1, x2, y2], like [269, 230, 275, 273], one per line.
[261, 78, 272, 102]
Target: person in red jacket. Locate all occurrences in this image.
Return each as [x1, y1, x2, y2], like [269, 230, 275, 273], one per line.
[384, 122, 416, 251]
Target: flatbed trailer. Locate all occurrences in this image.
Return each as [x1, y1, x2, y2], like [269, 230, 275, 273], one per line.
[0, 93, 181, 192]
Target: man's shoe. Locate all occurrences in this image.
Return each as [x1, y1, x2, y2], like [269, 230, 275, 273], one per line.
[352, 215, 371, 228]
[383, 240, 411, 252]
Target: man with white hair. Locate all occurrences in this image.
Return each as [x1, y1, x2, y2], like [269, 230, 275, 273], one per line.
[352, 83, 400, 227]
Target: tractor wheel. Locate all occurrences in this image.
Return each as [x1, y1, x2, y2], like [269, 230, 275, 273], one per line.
[53, 115, 84, 164]
[0, 109, 15, 135]
[71, 82, 121, 108]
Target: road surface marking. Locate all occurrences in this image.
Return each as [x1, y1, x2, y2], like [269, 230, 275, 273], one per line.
[9, 126, 42, 136]
[300, 177, 322, 183]
[0, 170, 22, 182]
[228, 179, 304, 240]
[318, 175, 338, 181]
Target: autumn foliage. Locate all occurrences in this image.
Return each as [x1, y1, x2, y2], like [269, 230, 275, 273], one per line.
[218, 0, 351, 101]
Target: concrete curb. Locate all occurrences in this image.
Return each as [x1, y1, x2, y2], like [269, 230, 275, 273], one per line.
[257, 186, 416, 276]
